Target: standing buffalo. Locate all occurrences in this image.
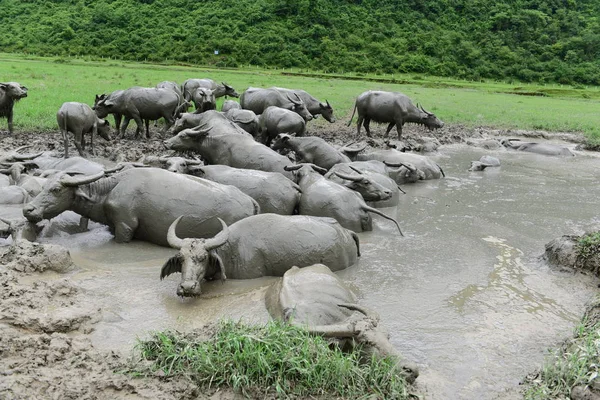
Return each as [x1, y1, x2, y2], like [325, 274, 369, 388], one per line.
[156, 80, 191, 116]
[94, 87, 180, 139]
[270, 87, 335, 122]
[258, 106, 307, 146]
[181, 79, 239, 104]
[22, 168, 259, 246]
[57, 102, 111, 158]
[348, 91, 444, 139]
[286, 164, 403, 234]
[160, 214, 360, 297]
[240, 87, 313, 121]
[191, 88, 216, 113]
[0, 82, 28, 135]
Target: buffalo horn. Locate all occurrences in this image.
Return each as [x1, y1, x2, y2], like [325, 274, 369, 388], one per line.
[306, 322, 356, 338]
[167, 216, 185, 250]
[185, 158, 203, 165]
[326, 99, 331, 108]
[338, 303, 380, 324]
[284, 164, 303, 172]
[204, 218, 229, 251]
[60, 171, 105, 187]
[158, 155, 170, 163]
[340, 142, 367, 154]
[13, 151, 44, 161]
[0, 168, 10, 174]
[334, 171, 363, 182]
[103, 164, 125, 174]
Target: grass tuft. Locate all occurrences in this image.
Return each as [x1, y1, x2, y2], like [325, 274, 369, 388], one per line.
[133, 319, 411, 399]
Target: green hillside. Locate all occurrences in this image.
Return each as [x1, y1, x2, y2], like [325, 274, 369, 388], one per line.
[1, 0, 599, 85]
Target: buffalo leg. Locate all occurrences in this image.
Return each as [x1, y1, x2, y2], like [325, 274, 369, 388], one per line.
[356, 115, 364, 137]
[131, 114, 144, 139]
[395, 122, 404, 139]
[7, 111, 14, 135]
[113, 114, 122, 136]
[90, 125, 96, 156]
[383, 122, 395, 139]
[120, 117, 132, 139]
[74, 131, 85, 157]
[61, 128, 70, 158]
[145, 119, 151, 139]
[363, 118, 372, 137]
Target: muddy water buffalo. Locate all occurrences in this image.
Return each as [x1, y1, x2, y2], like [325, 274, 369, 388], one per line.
[0, 82, 28, 134]
[164, 111, 295, 180]
[155, 156, 203, 174]
[94, 87, 179, 139]
[224, 109, 259, 136]
[182, 79, 239, 103]
[0, 216, 42, 243]
[57, 102, 111, 158]
[0, 162, 46, 197]
[501, 138, 574, 156]
[30, 153, 105, 176]
[167, 110, 249, 136]
[160, 214, 360, 297]
[286, 164, 403, 234]
[190, 165, 301, 215]
[324, 164, 397, 205]
[258, 107, 307, 145]
[240, 87, 313, 121]
[221, 100, 241, 112]
[22, 168, 259, 246]
[156, 81, 190, 115]
[191, 88, 216, 113]
[348, 91, 444, 139]
[265, 264, 418, 383]
[0, 186, 29, 204]
[271, 134, 361, 171]
[270, 87, 335, 122]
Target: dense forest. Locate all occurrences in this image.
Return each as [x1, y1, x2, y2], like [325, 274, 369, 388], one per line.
[1, 0, 599, 85]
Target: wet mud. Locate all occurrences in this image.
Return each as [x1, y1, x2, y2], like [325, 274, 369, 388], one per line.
[1, 122, 599, 399]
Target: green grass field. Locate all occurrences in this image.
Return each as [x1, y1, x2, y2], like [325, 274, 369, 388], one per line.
[1, 53, 600, 143]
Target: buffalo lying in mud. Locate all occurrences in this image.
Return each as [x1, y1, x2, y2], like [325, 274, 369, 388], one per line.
[160, 214, 360, 297]
[265, 264, 419, 383]
[0, 82, 28, 135]
[348, 90, 443, 139]
[286, 164, 403, 235]
[468, 155, 501, 171]
[22, 168, 259, 246]
[325, 163, 399, 206]
[501, 138, 575, 156]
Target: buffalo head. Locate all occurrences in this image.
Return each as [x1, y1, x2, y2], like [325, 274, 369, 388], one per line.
[0, 82, 28, 100]
[163, 125, 208, 151]
[286, 94, 313, 122]
[160, 216, 229, 297]
[319, 100, 336, 123]
[22, 171, 105, 223]
[416, 103, 444, 131]
[97, 119, 112, 141]
[159, 156, 203, 173]
[221, 82, 240, 98]
[333, 166, 392, 202]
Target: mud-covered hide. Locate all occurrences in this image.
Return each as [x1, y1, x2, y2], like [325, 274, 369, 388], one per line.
[258, 107, 306, 146]
[468, 155, 501, 171]
[181, 79, 239, 101]
[344, 148, 444, 180]
[0, 186, 29, 204]
[0, 217, 42, 243]
[57, 102, 111, 158]
[324, 164, 396, 206]
[240, 87, 313, 121]
[265, 264, 356, 326]
[221, 99, 241, 112]
[32, 153, 105, 175]
[0, 81, 28, 134]
[190, 165, 300, 215]
[269, 87, 335, 122]
[501, 138, 574, 156]
[271, 134, 350, 171]
[1, 240, 74, 273]
[544, 234, 600, 276]
[223, 109, 259, 137]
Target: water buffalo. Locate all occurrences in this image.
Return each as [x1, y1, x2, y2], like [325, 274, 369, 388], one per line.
[224, 109, 259, 136]
[0, 146, 43, 164]
[271, 134, 360, 171]
[240, 87, 313, 121]
[156, 80, 191, 116]
[0, 162, 46, 197]
[342, 146, 445, 180]
[29, 153, 105, 176]
[160, 214, 360, 297]
[324, 164, 397, 206]
[94, 87, 179, 139]
[22, 168, 259, 246]
[190, 165, 301, 215]
[191, 88, 216, 113]
[468, 155, 501, 171]
[348, 91, 444, 139]
[168, 111, 250, 136]
[258, 107, 307, 146]
[181, 79, 239, 103]
[0, 186, 29, 204]
[0, 216, 42, 243]
[57, 102, 111, 158]
[0, 82, 28, 134]
[270, 87, 335, 122]
[331, 158, 420, 186]
[265, 264, 418, 383]
[285, 164, 403, 234]
[164, 111, 295, 180]
[221, 100, 241, 112]
[147, 156, 203, 173]
[501, 138, 575, 156]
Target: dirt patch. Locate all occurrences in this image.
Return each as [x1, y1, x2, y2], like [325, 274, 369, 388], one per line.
[544, 233, 600, 277]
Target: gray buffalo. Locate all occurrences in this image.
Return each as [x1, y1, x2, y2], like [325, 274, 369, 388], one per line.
[258, 106, 307, 146]
[22, 168, 259, 246]
[153, 156, 203, 173]
[221, 100, 241, 112]
[501, 138, 574, 156]
[156, 80, 191, 115]
[332, 158, 420, 186]
[0, 216, 42, 243]
[160, 214, 360, 297]
[30, 153, 105, 176]
[271, 134, 361, 171]
[224, 109, 259, 136]
[190, 165, 301, 215]
[240, 87, 313, 121]
[348, 90, 444, 139]
[342, 146, 445, 181]
[191, 88, 216, 113]
[0, 82, 28, 134]
[325, 164, 398, 206]
[265, 264, 418, 383]
[168, 111, 250, 137]
[270, 87, 335, 122]
[286, 164, 403, 234]
[164, 111, 295, 180]
[57, 102, 111, 158]
[94, 87, 179, 139]
[0, 186, 29, 204]
[181, 79, 239, 103]
[468, 155, 501, 171]
[0, 162, 46, 197]
[0, 146, 43, 164]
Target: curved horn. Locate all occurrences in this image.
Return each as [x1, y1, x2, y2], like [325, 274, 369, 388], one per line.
[306, 322, 356, 338]
[326, 99, 331, 108]
[0, 168, 10, 174]
[60, 171, 105, 187]
[284, 164, 303, 172]
[310, 164, 328, 175]
[13, 151, 44, 161]
[103, 164, 125, 174]
[362, 205, 404, 236]
[185, 159, 203, 165]
[338, 303, 380, 324]
[158, 155, 170, 163]
[167, 216, 185, 250]
[334, 171, 364, 182]
[204, 218, 229, 251]
[349, 166, 365, 175]
[340, 142, 367, 154]
[14, 145, 32, 153]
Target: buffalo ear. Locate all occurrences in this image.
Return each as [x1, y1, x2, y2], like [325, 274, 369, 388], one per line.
[74, 188, 92, 202]
[209, 250, 227, 282]
[160, 254, 183, 280]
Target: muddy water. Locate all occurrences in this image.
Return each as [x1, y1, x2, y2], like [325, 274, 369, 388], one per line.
[2, 143, 600, 399]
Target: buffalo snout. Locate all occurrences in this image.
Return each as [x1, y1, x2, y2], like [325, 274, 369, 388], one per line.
[177, 280, 201, 297]
[22, 204, 42, 223]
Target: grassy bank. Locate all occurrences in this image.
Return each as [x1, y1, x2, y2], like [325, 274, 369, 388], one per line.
[133, 319, 411, 399]
[523, 297, 600, 399]
[1, 53, 600, 143]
